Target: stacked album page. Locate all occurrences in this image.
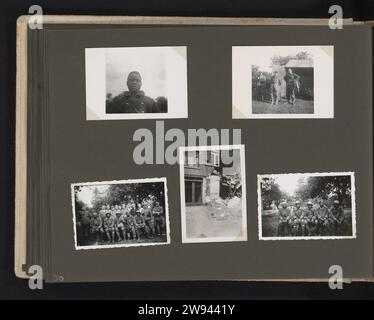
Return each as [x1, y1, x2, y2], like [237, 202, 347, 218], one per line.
[15, 16, 373, 282]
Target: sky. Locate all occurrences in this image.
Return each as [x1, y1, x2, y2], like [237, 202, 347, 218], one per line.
[275, 175, 305, 196]
[106, 48, 167, 99]
[76, 185, 109, 208]
[250, 46, 314, 72]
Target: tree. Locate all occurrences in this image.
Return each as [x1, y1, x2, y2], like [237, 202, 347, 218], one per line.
[294, 175, 351, 206]
[261, 178, 288, 209]
[271, 51, 312, 66]
[93, 182, 166, 211]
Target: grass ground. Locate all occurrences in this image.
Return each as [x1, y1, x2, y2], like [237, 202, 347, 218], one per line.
[261, 209, 353, 237]
[253, 98, 314, 114]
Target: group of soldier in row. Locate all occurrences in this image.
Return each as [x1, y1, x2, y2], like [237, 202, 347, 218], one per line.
[256, 68, 301, 106]
[275, 199, 347, 237]
[77, 199, 165, 245]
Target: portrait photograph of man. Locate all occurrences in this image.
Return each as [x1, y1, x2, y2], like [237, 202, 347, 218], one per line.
[85, 46, 188, 120]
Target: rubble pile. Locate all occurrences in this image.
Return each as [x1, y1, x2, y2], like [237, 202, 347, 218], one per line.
[207, 196, 241, 220]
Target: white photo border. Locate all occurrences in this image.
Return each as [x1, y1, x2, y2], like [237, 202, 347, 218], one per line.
[71, 177, 171, 250]
[179, 144, 248, 243]
[232, 45, 334, 119]
[85, 46, 189, 120]
[257, 171, 357, 240]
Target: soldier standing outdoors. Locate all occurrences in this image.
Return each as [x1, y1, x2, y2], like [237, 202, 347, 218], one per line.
[256, 72, 267, 102]
[277, 202, 291, 236]
[316, 200, 330, 235]
[283, 68, 300, 105]
[290, 200, 304, 236]
[114, 211, 125, 242]
[329, 200, 345, 235]
[143, 203, 155, 237]
[152, 201, 165, 237]
[270, 71, 282, 106]
[106, 71, 156, 113]
[90, 212, 103, 245]
[305, 201, 318, 236]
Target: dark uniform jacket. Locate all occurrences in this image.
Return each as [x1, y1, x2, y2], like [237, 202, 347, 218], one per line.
[104, 216, 115, 230]
[329, 207, 345, 224]
[316, 206, 329, 222]
[284, 73, 300, 88]
[90, 216, 102, 230]
[152, 205, 164, 217]
[134, 215, 146, 228]
[278, 208, 291, 223]
[124, 215, 135, 228]
[106, 91, 156, 114]
[143, 208, 153, 221]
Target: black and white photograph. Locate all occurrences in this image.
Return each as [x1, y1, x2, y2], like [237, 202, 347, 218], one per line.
[258, 172, 356, 240]
[71, 178, 170, 249]
[232, 46, 334, 119]
[179, 145, 247, 243]
[85, 47, 188, 120]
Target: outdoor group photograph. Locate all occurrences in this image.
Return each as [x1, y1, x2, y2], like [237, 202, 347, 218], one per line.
[72, 178, 170, 249]
[258, 172, 356, 240]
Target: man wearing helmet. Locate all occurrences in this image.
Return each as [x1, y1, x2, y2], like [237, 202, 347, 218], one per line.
[289, 200, 304, 236]
[305, 201, 318, 236]
[316, 200, 330, 236]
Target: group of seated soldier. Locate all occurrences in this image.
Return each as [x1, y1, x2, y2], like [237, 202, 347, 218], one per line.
[77, 198, 165, 245]
[275, 199, 347, 237]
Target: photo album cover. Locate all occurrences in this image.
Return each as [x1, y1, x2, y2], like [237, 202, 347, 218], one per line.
[15, 15, 373, 282]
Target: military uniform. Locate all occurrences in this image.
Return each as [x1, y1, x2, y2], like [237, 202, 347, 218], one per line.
[289, 207, 305, 236]
[124, 213, 136, 240]
[316, 205, 330, 235]
[143, 206, 155, 235]
[106, 91, 156, 114]
[283, 72, 300, 104]
[134, 214, 149, 240]
[90, 215, 103, 233]
[329, 206, 345, 236]
[114, 213, 125, 241]
[90, 214, 103, 244]
[270, 74, 282, 105]
[305, 207, 318, 236]
[104, 215, 116, 243]
[152, 204, 165, 236]
[277, 207, 291, 236]
[99, 208, 107, 222]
